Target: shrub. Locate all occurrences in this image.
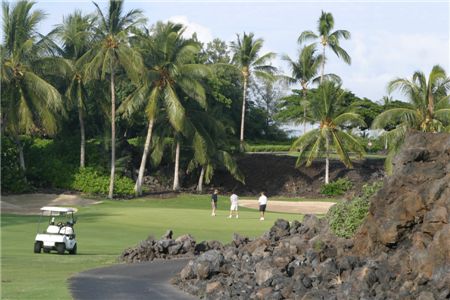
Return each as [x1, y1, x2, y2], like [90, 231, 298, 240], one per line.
[320, 177, 353, 196]
[72, 167, 134, 196]
[326, 180, 383, 238]
[1, 137, 29, 193]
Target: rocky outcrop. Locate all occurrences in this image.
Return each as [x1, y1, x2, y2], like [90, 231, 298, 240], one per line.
[353, 132, 450, 296]
[119, 230, 223, 263]
[174, 132, 450, 299]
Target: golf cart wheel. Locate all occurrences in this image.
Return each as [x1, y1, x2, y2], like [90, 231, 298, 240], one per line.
[68, 244, 77, 255]
[56, 243, 65, 255]
[34, 241, 42, 253]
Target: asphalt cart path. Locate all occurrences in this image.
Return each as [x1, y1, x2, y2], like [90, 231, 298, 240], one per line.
[70, 259, 197, 300]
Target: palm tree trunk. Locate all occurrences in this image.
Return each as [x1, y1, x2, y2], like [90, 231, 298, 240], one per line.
[197, 166, 205, 193]
[325, 135, 330, 184]
[108, 71, 116, 199]
[173, 141, 181, 191]
[78, 102, 86, 168]
[239, 76, 248, 152]
[135, 119, 154, 196]
[320, 44, 326, 84]
[14, 135, 26, 172]
[303, 88, 307, 134]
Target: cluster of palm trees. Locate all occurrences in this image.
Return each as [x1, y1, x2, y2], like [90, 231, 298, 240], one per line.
[279, 11, 450, 182]
[2, 1, 449, 196]
[1, 0, 274, 197]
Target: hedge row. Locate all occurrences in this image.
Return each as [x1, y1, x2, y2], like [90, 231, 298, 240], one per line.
[246, 144, 292, 152]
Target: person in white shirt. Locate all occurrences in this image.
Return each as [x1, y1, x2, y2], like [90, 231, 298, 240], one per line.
[229, 193, 239, 219]
[258, 192, 268, 221]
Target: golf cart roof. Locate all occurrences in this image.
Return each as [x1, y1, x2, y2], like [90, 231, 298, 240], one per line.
[40, 206, 77, 213]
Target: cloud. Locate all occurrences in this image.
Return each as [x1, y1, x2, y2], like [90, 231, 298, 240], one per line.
[326, 31, 449, 101]
[167, 15, 213, 43]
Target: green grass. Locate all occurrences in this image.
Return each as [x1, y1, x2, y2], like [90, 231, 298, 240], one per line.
[1, 194, 303, 300]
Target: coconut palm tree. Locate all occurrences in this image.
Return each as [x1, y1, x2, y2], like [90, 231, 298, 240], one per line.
[281, 44, 340, 133]
[298, 11, 351, 83]
[291, 81, 366, 184]
[372, 65, 450, 172]
[52, 11, 95, 168]
[82, 0, 145, 198]
[1, 0, 64, 173]
[230, 32, 276, 151]
[184, 108, 244, 192]
[120, 22, 209, 194]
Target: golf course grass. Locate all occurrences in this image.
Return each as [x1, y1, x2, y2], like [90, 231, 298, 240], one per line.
[1, 194, 322, 300]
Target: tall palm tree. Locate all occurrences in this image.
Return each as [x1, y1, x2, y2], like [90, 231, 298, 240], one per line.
[1, 0, 64, 173]
[82, 0, 145, 198]
[120, 22, 209, 195]
[298, 11, 351, 83]
[53, 11, 95, 168]
[291, 81, 366, 184]
[230, 32, 276, 151]
[281, 44, 340, 133]
[372, 65, 450, 173]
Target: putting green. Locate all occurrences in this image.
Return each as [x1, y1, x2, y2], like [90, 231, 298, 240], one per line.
[1, 194, 306, 300]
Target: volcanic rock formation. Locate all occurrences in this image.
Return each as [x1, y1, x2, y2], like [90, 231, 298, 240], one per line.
[173, 132, 450, 299]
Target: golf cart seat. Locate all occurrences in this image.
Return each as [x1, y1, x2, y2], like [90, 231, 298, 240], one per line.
[46, 225, 60, 234]
[59, 226, 74, 235]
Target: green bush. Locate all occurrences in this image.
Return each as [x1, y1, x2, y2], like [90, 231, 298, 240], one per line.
[320, 177, 353, 196]
[26, 138, 77, 188]
[72, 167, 135, 196]
[326, 180, 383, 238]
[1, 137, 29, 193]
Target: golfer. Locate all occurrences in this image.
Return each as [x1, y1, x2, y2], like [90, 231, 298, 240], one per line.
[229, 193, 239, 219]
[211, 189, 218, 216]
[258, 192, 268, 221]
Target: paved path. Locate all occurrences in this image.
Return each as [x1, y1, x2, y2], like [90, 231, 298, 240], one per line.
[70, 259, 197, 300]
[238, 200, 335, 214]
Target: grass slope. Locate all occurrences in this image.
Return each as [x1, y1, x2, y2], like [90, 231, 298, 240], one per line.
[1, 194, 306, 300]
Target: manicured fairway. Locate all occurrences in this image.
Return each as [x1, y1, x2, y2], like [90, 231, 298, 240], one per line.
[1, 194, 305, 300]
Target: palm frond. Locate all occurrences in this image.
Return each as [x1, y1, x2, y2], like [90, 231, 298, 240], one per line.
[163, 85, 185, 133]
[298, 31, 318, 44]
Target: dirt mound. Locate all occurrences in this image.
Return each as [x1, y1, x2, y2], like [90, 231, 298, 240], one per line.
[174, 132, 450, 299]
[211, 155, 384, 196]
[238, 200, 335, 215]
[1, 193, 100, 215]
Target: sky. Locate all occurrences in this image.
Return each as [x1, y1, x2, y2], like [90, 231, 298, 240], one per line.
[29, 1, 450, 103]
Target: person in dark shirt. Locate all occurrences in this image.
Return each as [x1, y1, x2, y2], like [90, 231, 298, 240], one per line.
[211, 189, 219, 216]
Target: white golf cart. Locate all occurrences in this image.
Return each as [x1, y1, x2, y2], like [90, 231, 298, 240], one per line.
[34, 206, 77, 255]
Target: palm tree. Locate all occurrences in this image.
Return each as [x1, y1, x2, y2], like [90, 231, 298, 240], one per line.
[372, 65, 450, 172]
[184, 108, 244, 193]
[230, 32, 276, 151]
[281, 44, 341, 133]
[298, 11, 351, 83]
[1, 0, 64, 173]
[53, 11, 95, 168]
[291, 81, 366, 184]
[82, 0, 145, 198]
[120, 22, 209, 194]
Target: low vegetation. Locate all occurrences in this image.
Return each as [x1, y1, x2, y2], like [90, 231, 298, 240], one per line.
[326, 180, 383, 237]
[320, 177, 353, 196]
